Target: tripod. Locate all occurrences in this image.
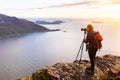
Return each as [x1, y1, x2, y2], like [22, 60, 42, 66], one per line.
[75, 31, 87, 62]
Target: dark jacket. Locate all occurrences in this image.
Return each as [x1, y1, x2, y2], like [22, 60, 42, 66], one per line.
[85, 30, 96, 49]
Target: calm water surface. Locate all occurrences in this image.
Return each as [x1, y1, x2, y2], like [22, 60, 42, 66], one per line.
[0, 19, 120, 80]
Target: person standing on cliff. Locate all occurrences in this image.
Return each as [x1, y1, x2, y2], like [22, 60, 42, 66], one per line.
[84, 24, 98, 74]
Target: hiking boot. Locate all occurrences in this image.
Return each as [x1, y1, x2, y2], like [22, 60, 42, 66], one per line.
[87, 66, 92, 70]
[87, 69, 94, 75]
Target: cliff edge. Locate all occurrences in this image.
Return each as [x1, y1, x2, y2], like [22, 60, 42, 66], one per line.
[17, 54, 120, 80]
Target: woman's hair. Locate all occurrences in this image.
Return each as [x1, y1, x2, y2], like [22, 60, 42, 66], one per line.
[87, 24, 94, 31]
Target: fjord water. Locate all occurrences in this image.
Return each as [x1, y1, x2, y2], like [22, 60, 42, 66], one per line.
[0, 18, 120, 80]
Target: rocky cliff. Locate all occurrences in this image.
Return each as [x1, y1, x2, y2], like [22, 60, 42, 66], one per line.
[17, 54, 120, 80]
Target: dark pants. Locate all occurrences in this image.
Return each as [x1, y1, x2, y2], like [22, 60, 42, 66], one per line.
[88, 47, 97, 71]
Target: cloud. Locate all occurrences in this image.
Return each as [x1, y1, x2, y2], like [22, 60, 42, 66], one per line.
[31, 1, 98, 10]
[109, 0, 120, 4]
[49, 1, 94, 7]
[1, 0, 120, 10]
[0, 1, 92, 10]
[38, 0, 120, 9]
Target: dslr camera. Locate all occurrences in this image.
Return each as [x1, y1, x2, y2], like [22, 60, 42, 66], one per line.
[81, 28, 87, 31]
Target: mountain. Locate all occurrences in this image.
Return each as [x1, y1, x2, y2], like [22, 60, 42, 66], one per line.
[0, 14, 51, 36]
[17, 54, 120, 80]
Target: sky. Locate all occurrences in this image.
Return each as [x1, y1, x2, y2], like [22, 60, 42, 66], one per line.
[0, 0, 120, 19]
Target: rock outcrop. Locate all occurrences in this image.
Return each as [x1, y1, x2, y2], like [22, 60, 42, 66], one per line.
[17, 54, 120, 80]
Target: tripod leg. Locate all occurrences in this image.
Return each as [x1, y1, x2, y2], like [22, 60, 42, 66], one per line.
[79, 42, 84, 69]
[75, 31, 86, 62]
[79, 32, 86, 62]
[79, 42, 84, 62]
[75, 41, 84, 61]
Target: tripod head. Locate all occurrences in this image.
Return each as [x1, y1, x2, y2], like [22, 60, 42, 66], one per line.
[81, 28, 87, 36]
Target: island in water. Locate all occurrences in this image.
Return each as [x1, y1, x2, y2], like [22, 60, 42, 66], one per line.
[36, 20, 64, 25]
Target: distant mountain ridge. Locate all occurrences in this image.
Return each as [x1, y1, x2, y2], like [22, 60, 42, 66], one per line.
[36, 20, 64, 24]
[0, 14, 51, 36]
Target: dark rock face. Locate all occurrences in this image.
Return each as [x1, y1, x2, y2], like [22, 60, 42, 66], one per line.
[0, 14, 50, 36]
[17, 54, 120, 80]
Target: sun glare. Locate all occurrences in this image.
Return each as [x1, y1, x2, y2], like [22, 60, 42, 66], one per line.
[100, 0, 109, 4]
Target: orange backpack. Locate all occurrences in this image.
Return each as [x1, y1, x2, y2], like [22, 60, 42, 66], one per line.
[93, 31, 103, 49]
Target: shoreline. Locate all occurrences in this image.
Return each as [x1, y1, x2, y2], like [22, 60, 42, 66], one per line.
[0, 29, 61, 40]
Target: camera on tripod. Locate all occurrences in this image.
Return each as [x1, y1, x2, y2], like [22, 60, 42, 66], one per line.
[81, 28, 87, 32]
[75, 28, 87, 61]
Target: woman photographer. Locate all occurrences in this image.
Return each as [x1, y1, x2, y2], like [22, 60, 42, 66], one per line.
[84, 24, 98, 74]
